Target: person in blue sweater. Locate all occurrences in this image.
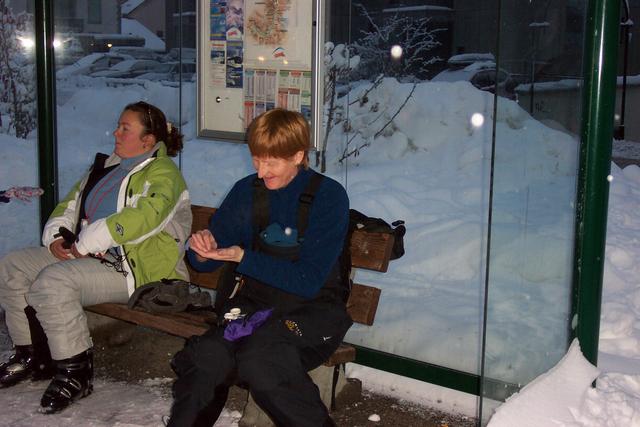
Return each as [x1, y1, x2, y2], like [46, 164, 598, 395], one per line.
[167, 109, 352, 427]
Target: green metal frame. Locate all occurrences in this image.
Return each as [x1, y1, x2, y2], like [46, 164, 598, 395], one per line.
[27, 0, 619, 403]
[352, 344, 520, 401]
[352, 344, 480, 396]
[34, 0, 58, 230]
[571, 0, 621, 364]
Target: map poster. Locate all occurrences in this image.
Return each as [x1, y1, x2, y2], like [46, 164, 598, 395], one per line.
[244, 0, 312, 69]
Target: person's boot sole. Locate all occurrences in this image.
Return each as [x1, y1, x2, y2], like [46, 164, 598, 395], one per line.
[39, 383, 93, 414]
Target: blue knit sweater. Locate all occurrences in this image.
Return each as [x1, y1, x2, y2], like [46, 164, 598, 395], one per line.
[187, 168, 349, 299]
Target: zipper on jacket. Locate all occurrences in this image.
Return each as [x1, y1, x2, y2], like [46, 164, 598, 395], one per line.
[121, 172, 137, 288]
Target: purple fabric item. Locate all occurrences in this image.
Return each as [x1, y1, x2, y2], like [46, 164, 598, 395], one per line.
[223, 308, 274, 342]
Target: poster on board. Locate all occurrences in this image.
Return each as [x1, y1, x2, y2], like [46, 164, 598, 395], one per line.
[198, 0, 314, 142]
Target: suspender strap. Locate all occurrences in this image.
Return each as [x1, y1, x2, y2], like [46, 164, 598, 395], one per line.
[252, 178, 269, 246]
[252, 171, 324, 242]
[297, 171, 323, 239]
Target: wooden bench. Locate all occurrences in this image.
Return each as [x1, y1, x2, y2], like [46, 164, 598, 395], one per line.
[86, 204, 394, 423]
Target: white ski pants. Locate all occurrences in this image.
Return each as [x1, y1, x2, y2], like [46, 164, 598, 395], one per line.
[0, 247, 129, 360]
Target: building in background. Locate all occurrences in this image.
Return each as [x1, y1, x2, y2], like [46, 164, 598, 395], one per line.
[165, 0, 196, 51]
[122, 0, 166, 42]
[11, 0, 120, 34]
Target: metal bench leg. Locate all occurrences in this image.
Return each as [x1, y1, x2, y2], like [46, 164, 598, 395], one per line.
[330, 364, 342, 411]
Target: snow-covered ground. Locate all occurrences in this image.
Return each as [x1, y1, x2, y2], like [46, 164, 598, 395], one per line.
[1, 76, 640, 425]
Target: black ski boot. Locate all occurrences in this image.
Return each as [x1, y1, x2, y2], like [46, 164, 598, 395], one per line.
[0, 344, 54, 388]
[40, 349, 93, 414]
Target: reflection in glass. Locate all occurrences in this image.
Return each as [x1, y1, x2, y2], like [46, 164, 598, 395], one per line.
[482, 0, 586, 417]
[54, 1, 196, 197]
[323, 2, 584, 403]
[322, 0, 490, 376]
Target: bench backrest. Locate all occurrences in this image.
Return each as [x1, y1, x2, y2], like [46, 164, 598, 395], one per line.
[186, 205, 392, 326]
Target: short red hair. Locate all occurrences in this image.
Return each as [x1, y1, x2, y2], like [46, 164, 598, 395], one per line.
[247, 109, 310, 168]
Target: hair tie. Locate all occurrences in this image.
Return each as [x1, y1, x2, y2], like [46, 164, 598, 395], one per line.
[167, 122, 173, 133]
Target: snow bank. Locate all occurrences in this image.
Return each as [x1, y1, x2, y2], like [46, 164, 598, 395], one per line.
[488, 340, 600, 427]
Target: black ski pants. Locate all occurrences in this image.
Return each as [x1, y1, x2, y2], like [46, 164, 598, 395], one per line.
[167, 305, 351, 427]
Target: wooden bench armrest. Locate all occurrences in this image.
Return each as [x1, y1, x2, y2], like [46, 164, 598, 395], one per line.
[350, 230, 395, 272]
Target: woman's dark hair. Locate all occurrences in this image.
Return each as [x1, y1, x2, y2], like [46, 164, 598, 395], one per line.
[124, 101, 184, 157]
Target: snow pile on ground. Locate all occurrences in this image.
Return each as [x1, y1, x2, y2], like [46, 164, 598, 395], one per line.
[599, 164, 640, 364]
[488, 340, 600, 427]
[568, 372, 640, 426]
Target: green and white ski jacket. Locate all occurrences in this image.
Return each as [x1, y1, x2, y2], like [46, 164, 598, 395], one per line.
[42, 142, 192, 296]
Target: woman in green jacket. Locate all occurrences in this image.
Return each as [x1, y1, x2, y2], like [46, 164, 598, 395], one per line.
[0, 101, 191, 413]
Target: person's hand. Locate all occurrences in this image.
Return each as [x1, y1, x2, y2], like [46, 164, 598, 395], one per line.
[206, 245, 245, 263]
[189, 230, 245, 263]
[70, 243, 88, 259]
[49, 238, 72, 261]
[189, 229, 218, 262]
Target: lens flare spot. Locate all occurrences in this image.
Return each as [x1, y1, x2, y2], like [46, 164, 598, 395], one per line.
[471, 113, 485, 128]
[390, 45, 403, 59]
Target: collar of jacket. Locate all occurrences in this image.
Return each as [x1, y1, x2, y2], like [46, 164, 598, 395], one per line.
[104, 141, 167, 169]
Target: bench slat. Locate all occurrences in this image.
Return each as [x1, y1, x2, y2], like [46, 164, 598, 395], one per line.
[87, 302, 367, 368]
[351, 230, 394, 272]
[347, 283, 381, 326]
[88, 303, 208, 338]
[187, 267, 220, 290]
[190, 204, 216, 231]
[88, 283, 380, 335]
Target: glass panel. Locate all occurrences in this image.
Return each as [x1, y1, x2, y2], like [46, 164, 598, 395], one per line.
[482, 0, 586, 419]
[0, 0, 41, 257]
[179, 0, 250, 201]
[55, 0, 190, 196]
[87, 0, 102, 25]
[323, 0, 494, 377]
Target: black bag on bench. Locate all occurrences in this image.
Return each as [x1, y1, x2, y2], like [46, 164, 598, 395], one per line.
[127, 278, 212, 313]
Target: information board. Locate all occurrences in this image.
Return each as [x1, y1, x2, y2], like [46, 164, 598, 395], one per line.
[198, 0, 314, 142]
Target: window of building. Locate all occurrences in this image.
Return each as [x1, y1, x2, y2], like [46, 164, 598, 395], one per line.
[88, 0, 102, 24]
[57, 0, 75, 17]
